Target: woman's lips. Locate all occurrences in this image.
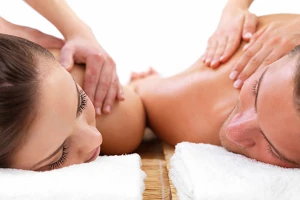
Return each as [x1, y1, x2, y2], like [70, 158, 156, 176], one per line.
[86, 146, 100, 163]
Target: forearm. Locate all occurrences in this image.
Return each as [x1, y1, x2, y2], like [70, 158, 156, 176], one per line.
[24, 0, 90, 39]
[226, 0, 253, 9]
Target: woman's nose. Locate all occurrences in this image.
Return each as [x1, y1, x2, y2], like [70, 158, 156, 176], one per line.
[73, 125, 102, 155]
[226, 111, 260, 148]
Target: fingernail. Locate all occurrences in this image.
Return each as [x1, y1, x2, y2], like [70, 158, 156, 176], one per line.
[205, 58, 211, 65]
[244, 32, 252, 39]
[233, 79, 242, 88]
[243, 44, 249, 51]
[220, 55, 224, 61]
[105, 105, 111, 113]
[96, 107, 101, 115]
[211, 60, 216, 67]
[229, 71, 238, 80]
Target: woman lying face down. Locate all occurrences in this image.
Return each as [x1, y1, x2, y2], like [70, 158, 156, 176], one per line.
[0, 34, 145, 171]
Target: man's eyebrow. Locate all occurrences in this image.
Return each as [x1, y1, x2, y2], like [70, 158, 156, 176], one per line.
[254, 68, 268, 111]
[255, 67, 299, 166]
[30, 142, 65, 170]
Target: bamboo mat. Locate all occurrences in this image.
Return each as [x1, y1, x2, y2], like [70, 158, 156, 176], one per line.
[135, 138, 172, 200]
[162, 143, 178, 200]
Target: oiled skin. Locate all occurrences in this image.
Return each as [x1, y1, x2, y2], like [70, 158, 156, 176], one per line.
[50, 14, 297, 151]
[50, 51, 146, 155]
[134, 14, 297, 146]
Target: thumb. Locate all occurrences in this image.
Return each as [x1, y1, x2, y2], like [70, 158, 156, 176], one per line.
[242, 13, 258, 41]
[59, 46, 75, 71]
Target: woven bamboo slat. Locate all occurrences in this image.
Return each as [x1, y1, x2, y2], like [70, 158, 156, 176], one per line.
[162, 143, 178, 200]
[136, 139, 172, 200]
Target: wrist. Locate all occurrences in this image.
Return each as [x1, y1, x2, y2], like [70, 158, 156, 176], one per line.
[60, 20, 93, 40]
[226, 0, 253, 10]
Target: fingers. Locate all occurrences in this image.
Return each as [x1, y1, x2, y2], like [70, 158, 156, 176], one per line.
[210, 37, 227, 68]
[116, 81, 125, 101]
[219, 34, 241, 64]
[92, 55, 118, 115]
[229, 27, 269, 88]
[203, 38, 217, 66]
[102, 73, 119, 114]
[59, 45, 75, 70]
[242, 13, 257, 41]
[203, 30, 242, 68]
[233, 45, 272, 88]
[230, 42, 262, 88]
[261, 48, 286, 67]
[84, 54, 104, 114]
[243, 27, 266, 52]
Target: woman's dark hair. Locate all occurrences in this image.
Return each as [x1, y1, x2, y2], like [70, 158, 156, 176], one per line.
[0, 34, 55, 167]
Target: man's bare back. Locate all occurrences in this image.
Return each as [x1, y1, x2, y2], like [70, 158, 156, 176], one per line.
[130, 14, 298, 147]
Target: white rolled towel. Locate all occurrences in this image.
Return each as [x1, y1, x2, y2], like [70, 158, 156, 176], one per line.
[170, 142, 300, 200]
[0, 153, 146, 200]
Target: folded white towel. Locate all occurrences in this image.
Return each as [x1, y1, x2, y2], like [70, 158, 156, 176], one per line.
[0, 153, 146, 200]
[169, 142, 300, 200]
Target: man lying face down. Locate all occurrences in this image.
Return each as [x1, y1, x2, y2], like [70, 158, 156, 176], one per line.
[129, 14, 300, 168]
[218, 47, 300, 168]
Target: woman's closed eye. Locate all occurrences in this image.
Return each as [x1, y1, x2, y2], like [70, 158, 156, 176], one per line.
[48, 143, 69, 170]
[77, 89, 87, 116]
[43, 86, 88, 170]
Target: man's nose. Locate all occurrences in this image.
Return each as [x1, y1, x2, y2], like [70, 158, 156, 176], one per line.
[226, 111, 260, 148]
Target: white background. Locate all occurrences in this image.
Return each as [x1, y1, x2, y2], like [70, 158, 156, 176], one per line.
[0, 0, 299, 84]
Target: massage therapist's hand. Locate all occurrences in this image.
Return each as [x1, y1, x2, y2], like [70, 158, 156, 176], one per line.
[202, 0, 256, 68]
[60, 29, 125, 115]
[230, 17, 300, 88]
[23, 0, 124, 114]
